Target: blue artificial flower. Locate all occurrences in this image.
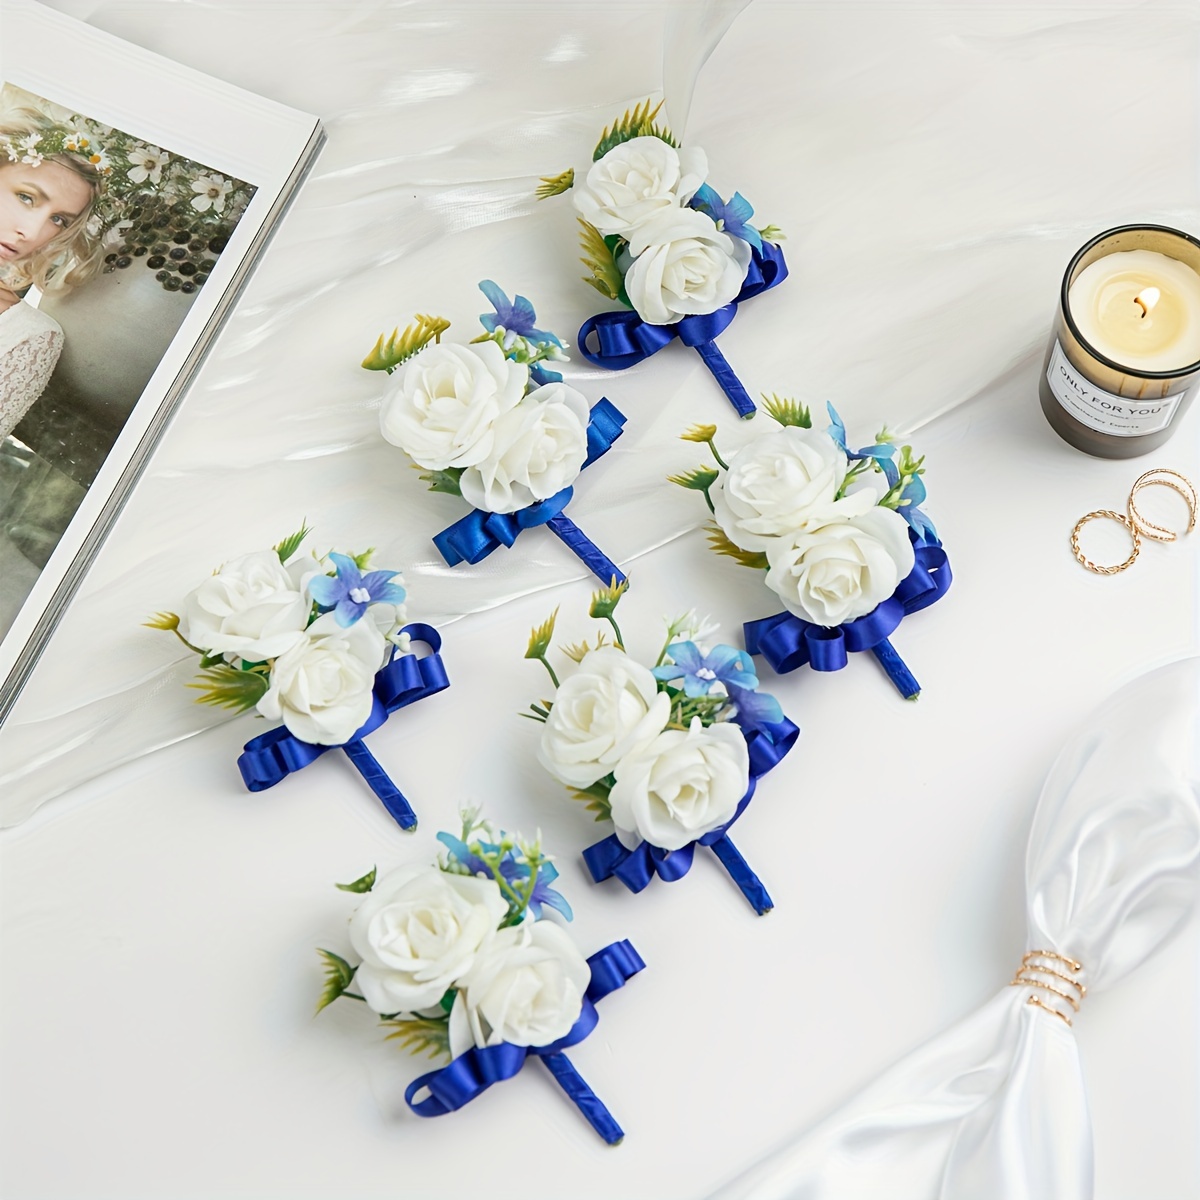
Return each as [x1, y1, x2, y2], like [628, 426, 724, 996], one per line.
[826, 402, 897, 477]
[512, 858, 573, 921]
[307, 553, 406, 628]
[437, 831, 489, 877]
[689, 183, 763, 251]
[653, 641, 759, 697]
[478, 279, 563, 349]
[437, 831, 573, 921]
[730, 687, 785, 732]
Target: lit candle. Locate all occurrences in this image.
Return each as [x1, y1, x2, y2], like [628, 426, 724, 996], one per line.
[1041, 226, 1200, 457]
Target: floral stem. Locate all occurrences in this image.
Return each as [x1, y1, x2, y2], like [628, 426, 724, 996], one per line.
[707, 438, 729, 472]
[700, 484, 716, 514]
[535, 653, 560, 689]
[341, 992, 367, 1003]
[604, 615, 625, 650]
[172, 627, 208, 657]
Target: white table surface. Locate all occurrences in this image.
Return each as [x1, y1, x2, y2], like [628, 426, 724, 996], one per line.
[2, 3, 1199, 1198]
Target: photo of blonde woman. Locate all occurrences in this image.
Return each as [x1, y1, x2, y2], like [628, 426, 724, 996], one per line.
[0, 112, 105, 439]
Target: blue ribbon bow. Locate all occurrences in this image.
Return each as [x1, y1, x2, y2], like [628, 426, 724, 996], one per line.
[577, 242, 788, 418]
[404, 939, 645, 1145]
[744, 534, 952, 699]
[433, 398, 627, 584]
[236, 623, 449, 830]
[582, 715, 799, 914]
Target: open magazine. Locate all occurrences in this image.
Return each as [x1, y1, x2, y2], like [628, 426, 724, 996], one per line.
[0, 0, 322, 723]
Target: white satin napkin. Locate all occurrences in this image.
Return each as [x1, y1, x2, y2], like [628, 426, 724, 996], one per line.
[710, 657, 1200, 1200]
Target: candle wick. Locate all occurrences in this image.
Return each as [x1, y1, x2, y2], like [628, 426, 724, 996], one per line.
[1134, 286, 1161, 318]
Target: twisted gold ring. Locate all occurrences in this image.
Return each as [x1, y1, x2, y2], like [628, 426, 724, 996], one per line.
[1070, 509, 1140, 575]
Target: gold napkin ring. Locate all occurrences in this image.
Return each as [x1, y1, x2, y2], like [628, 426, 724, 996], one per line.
[1071, 510, 1140, 575]
[1010, 949, 1086, 1025]
[1127, 468, 1198, 543]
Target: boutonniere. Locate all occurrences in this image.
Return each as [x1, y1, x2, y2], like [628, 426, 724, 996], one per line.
[316, 814, 644, 1144]
[524, 582, 798, 914]
[539, 99, 788, 418]
[673, 399, 952, 698]
[364, 282, 628, 583]
[147, 525, 448, 829]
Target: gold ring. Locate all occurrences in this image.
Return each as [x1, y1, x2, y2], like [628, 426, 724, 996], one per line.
[1010, 950, 1086, 1026]
[1127, 468, 1198, 543]
[1071, 510, 1140, 574]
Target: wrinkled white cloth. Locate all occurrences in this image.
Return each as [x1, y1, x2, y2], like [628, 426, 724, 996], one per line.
[0, 298, 62, 440]
[2, 0, 1199, 821]
[710, 656, 1200, 1200]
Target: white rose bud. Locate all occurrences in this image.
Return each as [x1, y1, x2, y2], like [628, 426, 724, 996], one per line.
[458, 382, 590, 514]
[179, 548, 312, 662]
[538, 646, 671, 788]
[623, 206, 751, 325]
[764, 506, 916, 627]
[348, 864, 508, 1015]
[257, 612, 387, 745]
[380, 340, 527, 471]
[573, 136, 708, 239]
[609, 718, 749, 852]
[712, 426, 873, 552]
[448, 919, 590, 1054]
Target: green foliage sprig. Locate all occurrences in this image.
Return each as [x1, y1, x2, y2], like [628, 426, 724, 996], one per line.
[593, 99, 677, 160]
[362, 314, 452, 373]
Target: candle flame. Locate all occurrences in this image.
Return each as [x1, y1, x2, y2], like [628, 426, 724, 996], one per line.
[1134, 286, 1161, 318]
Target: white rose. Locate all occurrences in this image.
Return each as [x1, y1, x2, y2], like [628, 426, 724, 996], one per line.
[348, 864, 507, 1015]
[458, 382, 590, 514]
[179, 548, 314, 662]
[573, 136, 707, 238]
[379, 340, 527, 470]
[764, 506, 916, 627]
[538, 646, 671, 788]
[711, 426, 876, 552]
[257, 612, 387, 744]
[609, 718, 749, 852]
[448, 919, 589, 1054]
[623, 207, 751, 325]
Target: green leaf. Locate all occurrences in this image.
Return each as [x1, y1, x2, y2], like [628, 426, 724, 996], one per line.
[315, 949, 357, 1014]
[144, 610, 180, 631]
[577, 218, 624, 301]
[536, 167, 574, 199]
[335, 866, 376, 894]
[569, 780, 614, 823]
[758, 224, 785, 243]
[667, 466, 719, 492]
[706, 524, 770, 570]
[274, 521, 312, 565]
[525, 610, 558, 660]
[561, 633, 608, 663]
[593, 98, 677, 160]
[588, 578, 629, 619]
[418, 465, 465, 497]
[187, 663, 270, 712]
[361, 314, 451, 372]
[680, 423, 718, 444]
[761, 394, 812, 428]
[382, 1015, 452, 1061]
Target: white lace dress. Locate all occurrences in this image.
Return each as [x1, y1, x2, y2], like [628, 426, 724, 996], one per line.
[0, 299, 64, 441]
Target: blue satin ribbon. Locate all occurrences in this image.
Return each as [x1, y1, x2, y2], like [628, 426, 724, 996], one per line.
[433, 398, 627, 584]
[744, 535, 952, 698]
[404, 939, 645, 1145]
[577, 242, 788, 418]
[236, 623, 449, 830]
[582, 715, 799, 914]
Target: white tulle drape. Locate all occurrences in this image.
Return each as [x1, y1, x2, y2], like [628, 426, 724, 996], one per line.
[2, 0, 1198, 822]
[710, 656, 1200, 1200]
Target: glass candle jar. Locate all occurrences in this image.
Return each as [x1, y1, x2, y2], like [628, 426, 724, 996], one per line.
[1040, 224, 1200, 458]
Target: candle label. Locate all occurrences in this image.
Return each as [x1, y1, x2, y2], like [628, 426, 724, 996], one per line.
[1047, 341, 1184, 437]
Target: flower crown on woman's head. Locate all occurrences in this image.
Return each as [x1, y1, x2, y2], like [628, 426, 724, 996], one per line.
[0, 109, 255, 293]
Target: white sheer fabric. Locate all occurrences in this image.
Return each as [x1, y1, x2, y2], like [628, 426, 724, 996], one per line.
[710, 657, 1200, 1200]
[0, 299, 62, 440]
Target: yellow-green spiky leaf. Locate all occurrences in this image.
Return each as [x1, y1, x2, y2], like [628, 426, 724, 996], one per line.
[525, 610, 558, 660]
[536, 167, 575, 199]
[761, 394, 812, 429]
[569, 781, 614, 823]
[680, 423, 718, 444]
[274, 521, 312, 564]
[361, 314, 451, 372]
[706, 524, 770, 571]
[593, 98, 677, 160]
[188, 663, 269, 712]
[577, 218, 623, 301]
[315, 949, 356, 1014]
[667, 466, 719, 492]
[758, 224, 785, 243]
[144, 610, 180, 631]
[383, 1016, 451, 1061]
[588, 578, 629, 619]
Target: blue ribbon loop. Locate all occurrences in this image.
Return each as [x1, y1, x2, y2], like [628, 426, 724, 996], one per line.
[577, 242, 788, 418]
[236, 623, 449, 830]
[404, 939, 645, 1145]
[582, 715, 799, 914]
[744, 535, 952, 698]
[433, 398, 627, 584]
